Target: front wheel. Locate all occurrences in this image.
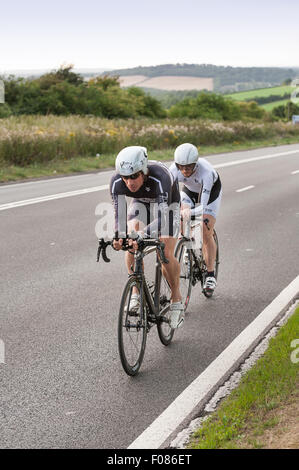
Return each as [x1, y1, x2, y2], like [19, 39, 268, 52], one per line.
[156, 273, 174, 346]
[174, 238, 193, 311]
[118, 276, 147, 376]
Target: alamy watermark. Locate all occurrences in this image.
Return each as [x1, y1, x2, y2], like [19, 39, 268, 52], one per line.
[0, 79, 4, 104]
[290, 339, 299, 364]
[95, 198, 203, 249]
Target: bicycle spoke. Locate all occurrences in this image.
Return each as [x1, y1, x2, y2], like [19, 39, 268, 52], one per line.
[157, 274, 174, 344]
[118, 279, 147, 376]
[175, 239, 192, 311]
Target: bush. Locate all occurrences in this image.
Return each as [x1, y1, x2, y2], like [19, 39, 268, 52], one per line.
[1, 67, 166, 120]
[168, 92, 243, 121]
[239, 101, 266, 119]
[0, 103, 12, 118]
[271, 101, 299, 120]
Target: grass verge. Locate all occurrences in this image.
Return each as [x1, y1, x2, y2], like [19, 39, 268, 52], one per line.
[188, 306, 299, 449]
[1, 135, 299, 183]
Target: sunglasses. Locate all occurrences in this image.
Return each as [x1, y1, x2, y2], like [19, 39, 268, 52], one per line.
[121, 171, 142, 180]
[176, 163, 196, 171]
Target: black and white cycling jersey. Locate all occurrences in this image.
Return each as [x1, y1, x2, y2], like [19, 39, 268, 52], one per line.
[110, 160, 180, 237]
[169, 158, 222, 218]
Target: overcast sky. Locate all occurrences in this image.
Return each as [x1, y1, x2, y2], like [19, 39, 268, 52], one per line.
[1, 0, 298, 72]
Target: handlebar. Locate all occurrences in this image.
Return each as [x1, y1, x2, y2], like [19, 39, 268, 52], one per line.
[97, 234, 169, 264]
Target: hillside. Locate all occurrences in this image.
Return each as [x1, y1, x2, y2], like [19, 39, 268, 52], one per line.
[105, 63, 297, 93]
[226, 85, 295, 111]
[118, 75, 213, 91]
[226, 86, 294, 101]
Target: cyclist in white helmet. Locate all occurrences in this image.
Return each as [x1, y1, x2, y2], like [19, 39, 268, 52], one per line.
[169, 143, 222, 295]
[110, 146, 184, 329]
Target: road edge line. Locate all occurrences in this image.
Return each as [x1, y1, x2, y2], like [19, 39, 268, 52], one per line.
[128, 275, 299, 449]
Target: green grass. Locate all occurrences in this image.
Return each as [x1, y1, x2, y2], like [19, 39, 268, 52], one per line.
[188, 306, 299, 449]
[1, 135, 299, 183]
[226, 86, 293, 101]
[261, 99, 291, 111]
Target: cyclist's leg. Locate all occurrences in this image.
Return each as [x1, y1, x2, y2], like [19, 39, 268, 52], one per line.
[160, 236, 182, 303]
[126, 218, 143, 274]
[161, 236, 185, 328]
[126, 200, 147, 295]
[161, 202, 182, 301]
[180, 189, 196, 236]
[159, 203, 185, 328]
[202, 214, 217, 272]
[202, 190, 222, 272]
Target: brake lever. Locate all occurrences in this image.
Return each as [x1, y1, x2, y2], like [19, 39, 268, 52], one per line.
[97, 239, 111, 263]
[97, 241, 102, 262]
[102, 243, 111, 263]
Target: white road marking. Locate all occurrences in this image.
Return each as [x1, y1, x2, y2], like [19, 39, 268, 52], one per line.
[128, 275, 299, 449]
[0, 148, 298, 210]
[213, 149, 299, 169]
[0, 170, 111, 189]
[236, 185, 255, 193]
[291, 170, 299, 175]
[0, 185, 109, 211]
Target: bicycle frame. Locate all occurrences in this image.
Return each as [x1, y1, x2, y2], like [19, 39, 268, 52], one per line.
[97, 235, 171, 322]
[132, 246, 164, 321]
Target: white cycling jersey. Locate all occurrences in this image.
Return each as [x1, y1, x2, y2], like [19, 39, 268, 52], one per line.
[169, 158, 221, 216]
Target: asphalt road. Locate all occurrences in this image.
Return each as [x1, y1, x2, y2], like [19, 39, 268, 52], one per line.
[0, 144, 298, 449]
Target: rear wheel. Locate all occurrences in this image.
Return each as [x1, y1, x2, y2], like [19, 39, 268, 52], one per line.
[118, 277, 147, 376]
[174, 238, 193, 311]
[213, 230, 220, 280]
[202, 229, 219, 298]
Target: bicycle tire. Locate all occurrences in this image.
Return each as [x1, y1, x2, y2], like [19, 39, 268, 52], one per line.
[118, 276, 147, 376]
[202, 229, 219, 298]
[174, 238, 193, 311]
[213, 230, 219, 280]
[156, 273, 174, 346]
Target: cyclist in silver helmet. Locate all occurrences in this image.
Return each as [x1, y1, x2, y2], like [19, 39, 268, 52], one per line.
[110, 146, 184, 329]
[170, 143, 222, 295]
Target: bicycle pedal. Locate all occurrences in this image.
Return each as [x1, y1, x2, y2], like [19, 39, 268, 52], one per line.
[127, 310, 139, 317]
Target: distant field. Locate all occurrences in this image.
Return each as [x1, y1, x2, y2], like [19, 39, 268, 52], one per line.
[227, 85, 293, 101]
[118, 75, 148, 87]
[119, 75, 214, 91]
[261, 99, 290, 111]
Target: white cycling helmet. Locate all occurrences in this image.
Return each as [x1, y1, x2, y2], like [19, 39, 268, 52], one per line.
[115, 146, 148, 176]
[174, 143, 199, 166]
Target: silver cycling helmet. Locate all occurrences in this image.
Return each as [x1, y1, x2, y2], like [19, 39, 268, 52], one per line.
[115, 146, 148, 176]
[174, 143, 199, 166]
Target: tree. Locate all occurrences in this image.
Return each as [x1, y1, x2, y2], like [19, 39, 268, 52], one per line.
[88, 75, 120, 91]
[271, 101, 299, 120]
